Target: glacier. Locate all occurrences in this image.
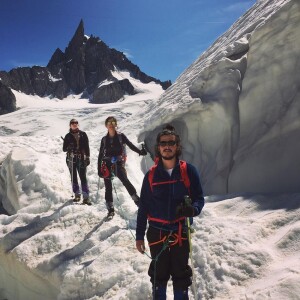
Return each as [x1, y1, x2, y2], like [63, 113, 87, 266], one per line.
[140, 0, 300, 195]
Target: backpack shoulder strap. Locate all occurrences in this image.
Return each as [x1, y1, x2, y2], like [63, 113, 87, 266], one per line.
[116, 132, 127, 161]
[117, 132, 123, 145]
[179, 160, 191, 194]
[148, 157, 159, 191]
[148, 159, 191, 193]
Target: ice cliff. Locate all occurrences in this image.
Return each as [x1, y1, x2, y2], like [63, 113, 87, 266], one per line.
[140, 0, 300, 195]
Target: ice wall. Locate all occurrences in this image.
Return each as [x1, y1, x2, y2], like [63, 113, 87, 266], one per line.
[140, 0, 300, 195]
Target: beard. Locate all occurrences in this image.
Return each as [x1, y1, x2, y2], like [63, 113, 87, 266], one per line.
[161, 153, 176, 160]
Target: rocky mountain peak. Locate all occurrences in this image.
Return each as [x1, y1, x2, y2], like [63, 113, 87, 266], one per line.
[0, 19, 171, 113]
[65, 19, 86, 60]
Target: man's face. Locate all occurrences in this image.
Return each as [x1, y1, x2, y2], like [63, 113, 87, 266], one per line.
[158, 135, 177, 160]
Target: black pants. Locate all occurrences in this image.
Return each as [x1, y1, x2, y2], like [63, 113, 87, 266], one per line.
[104, 162, 136, 207]
[147, 226, 192, 290]
[66, 157, 89, 197]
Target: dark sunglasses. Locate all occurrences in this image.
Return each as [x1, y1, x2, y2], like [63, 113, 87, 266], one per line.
[158, 140, 177, 147]
[107, 121, 117, 125]
[71, 121, 78, 125]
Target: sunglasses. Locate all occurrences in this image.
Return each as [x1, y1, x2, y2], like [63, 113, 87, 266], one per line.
[158, 140, 177, 147]
[107, 121, 117, 125]
[71, 122, 78, 125]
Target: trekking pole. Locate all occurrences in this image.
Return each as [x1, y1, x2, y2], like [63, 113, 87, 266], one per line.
[141, 143, 149, 170]
[70, 152, 74, 199]
[184, 196, 199, 300]
[95, 176, 100, 203]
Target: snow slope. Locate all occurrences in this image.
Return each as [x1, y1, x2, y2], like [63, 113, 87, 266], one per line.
[0, 83, 299, 300]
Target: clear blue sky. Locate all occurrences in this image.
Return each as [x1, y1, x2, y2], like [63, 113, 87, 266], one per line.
[0, 0, 255, 82]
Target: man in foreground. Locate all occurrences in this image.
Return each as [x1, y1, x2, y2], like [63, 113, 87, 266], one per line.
[136, 125, 205, 300]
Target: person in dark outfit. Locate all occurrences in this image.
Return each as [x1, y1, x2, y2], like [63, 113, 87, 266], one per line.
[98, 116, 147, 216]
[63, 119, 91, 205]
[136, 125, 205, 300]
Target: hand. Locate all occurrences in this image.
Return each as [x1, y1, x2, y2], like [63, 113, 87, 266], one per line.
[139, 148, 147, 156]
[136, 240, 145, 253]
[176, 203, 195, 217]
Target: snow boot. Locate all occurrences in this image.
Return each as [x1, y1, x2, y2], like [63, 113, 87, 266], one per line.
[73, 194, 81, 202]
[153, 285, 167, 300]
[131, 193, 140, 207]
[83, 197, 92, 205]
[173, 289, 189, 300]
[107, 207, 115, 218]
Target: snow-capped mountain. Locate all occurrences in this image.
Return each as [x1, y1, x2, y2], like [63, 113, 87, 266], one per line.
[0, 1, 299, 300]
[0, 19, 171, 108]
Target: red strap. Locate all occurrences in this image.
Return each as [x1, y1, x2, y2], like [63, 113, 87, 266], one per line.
[147, 215, 186, 224]
[148, 164, 156, 192]
[148, 159, 190, 192]
[179, 160, 191, 195]
[152, 179, 184, 187]
[148, 230, 187, 247]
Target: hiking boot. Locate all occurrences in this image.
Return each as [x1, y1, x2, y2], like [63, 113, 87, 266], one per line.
[131, 193, 140, 207]
[83, 197, 92, 205]
[173, 288, 189, 300]
[107, 207, 115, 218]
[73, 194, 81, 202]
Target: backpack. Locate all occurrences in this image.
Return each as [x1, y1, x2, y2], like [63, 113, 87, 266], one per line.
[148, 160, 191, 195]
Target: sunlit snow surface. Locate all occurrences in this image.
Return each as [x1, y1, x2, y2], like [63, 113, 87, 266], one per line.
[0, 79, 299, 300]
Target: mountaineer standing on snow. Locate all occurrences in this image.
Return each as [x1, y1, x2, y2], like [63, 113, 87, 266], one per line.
[63, 118, 91, 205]
[97, 116, 147, 218]
[136, 125, 205, 300]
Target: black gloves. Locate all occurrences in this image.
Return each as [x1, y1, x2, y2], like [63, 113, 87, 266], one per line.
[176, 202, 195, 217]
[139, 148, 147, 156]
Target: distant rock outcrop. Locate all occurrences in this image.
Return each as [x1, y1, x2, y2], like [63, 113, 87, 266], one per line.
[0, 19, 171, 113]
[0, 81, 16, 115]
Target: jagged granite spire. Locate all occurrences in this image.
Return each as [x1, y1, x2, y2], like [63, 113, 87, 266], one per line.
[65, 19, 86, 59]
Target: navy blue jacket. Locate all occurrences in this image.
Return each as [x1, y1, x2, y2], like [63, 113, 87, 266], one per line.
[136, 159, 205, 240]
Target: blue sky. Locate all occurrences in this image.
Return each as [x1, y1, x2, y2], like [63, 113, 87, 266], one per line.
[0, 0, 255, 82]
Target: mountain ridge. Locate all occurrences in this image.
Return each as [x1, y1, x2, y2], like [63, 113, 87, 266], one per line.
[0, 19, 171, 112]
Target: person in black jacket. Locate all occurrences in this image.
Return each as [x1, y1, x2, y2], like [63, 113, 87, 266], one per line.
[98, 116, 147, 217]
[63, 119, 91, 205]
